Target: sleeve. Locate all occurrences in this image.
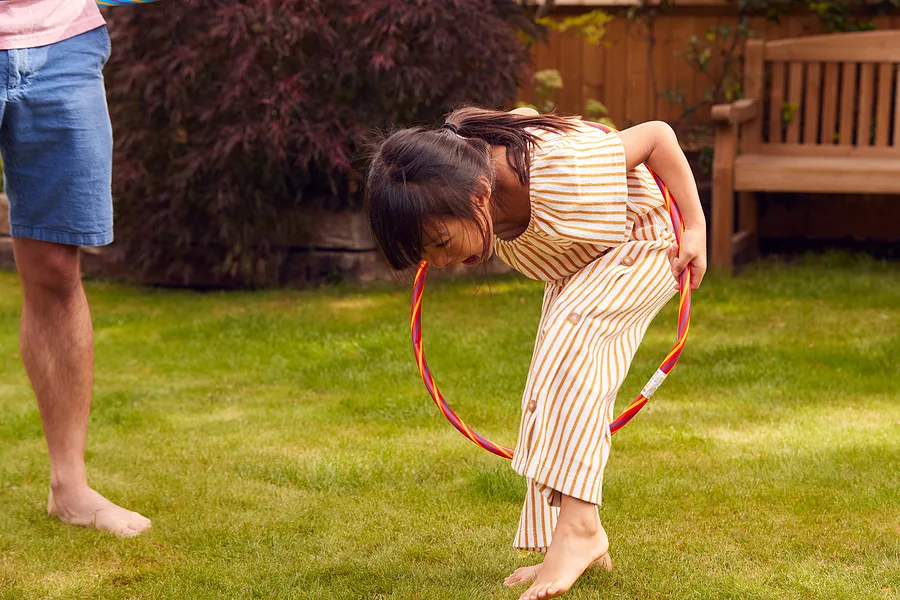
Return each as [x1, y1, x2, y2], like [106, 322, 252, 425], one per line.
[528, 128, 631, 248]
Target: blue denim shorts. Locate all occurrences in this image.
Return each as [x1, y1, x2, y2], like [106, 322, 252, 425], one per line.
[0, 26, 113, 247]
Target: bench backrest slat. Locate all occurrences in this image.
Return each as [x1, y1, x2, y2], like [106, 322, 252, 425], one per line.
[857, 63, 876, 148]
[894, 64, 900, 147]
[803, 62, 822, 144]
[763, 31, 900, 62]
[786, 62, 804, 143]
[820, 62, 841, 146]
[839, 62, 857, 147]
[875, 62, 893, 147]
[768, 61, 786, 144]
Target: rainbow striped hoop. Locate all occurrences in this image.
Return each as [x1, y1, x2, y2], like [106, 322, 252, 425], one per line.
[96, 0, 159, 6]
[410, 123, 692, 459]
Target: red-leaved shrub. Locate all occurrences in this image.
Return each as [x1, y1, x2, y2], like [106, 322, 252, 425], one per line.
[104, 0, 534, 286]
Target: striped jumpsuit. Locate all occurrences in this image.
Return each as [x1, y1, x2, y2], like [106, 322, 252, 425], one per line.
[493, 122, 677, 552]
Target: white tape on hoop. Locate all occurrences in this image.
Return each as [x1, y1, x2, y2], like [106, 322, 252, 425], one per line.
[640, 369, 668, 399]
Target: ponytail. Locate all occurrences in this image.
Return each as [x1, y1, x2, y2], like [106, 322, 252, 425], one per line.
[443, 106, 577, 186]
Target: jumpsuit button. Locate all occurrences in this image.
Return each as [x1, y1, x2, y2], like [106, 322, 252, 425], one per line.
[567, 313, 581, 325]
[621, 256, 635, 267]
[527, 400, 538, 412]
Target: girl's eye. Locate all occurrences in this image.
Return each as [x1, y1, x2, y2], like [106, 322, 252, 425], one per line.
[435, 241, 448, 248]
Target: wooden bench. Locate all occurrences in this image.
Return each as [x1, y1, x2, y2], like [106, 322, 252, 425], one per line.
[710, 30, 900, 269]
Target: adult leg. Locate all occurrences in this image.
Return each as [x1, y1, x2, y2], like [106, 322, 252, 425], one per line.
[2, 26, 150, 536]
[14, 238, 150, 537]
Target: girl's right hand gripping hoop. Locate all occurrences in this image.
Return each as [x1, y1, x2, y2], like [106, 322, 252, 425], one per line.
[409, 154, 692, 460]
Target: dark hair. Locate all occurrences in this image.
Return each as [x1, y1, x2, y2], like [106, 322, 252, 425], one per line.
[365, 107, 576, 271]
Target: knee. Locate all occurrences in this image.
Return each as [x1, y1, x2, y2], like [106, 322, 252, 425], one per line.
[15, 240, 82, 302]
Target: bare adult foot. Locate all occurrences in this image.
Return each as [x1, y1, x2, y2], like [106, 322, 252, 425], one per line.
[504, 552, 612, 588]
[518, 495, 609, 600]
[48, 485, 151, 538]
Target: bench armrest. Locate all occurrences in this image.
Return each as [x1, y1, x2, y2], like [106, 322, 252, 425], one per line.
[712, 99, 758, 125]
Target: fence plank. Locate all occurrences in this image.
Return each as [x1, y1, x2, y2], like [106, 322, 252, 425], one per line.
[625, 20, 649, 126]
[667, 14, 697, 128]
[742, 39, 764, 153]
[604, 18, 629, 125]
[582, 33, 606, 121]
[560, 30, 584, 113]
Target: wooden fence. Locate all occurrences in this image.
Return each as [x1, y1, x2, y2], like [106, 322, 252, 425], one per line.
[522, 3, 900, 134]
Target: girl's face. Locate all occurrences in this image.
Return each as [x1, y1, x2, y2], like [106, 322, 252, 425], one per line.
[421, 206, 494, 269]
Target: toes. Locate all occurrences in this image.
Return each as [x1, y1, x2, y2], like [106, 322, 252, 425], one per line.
[132, 513, 152, 530]
[127, 520, 150, 536]
[116, 518, 150, 538]
[94, 507, 151, 537]
[115, 521, 139, 537]
[529, 582, 562, 600]
[127, 509, 150, 523]
[121, 529, 140, 539]
[519, 584, 542, 600]
[126, 522, 151, 537]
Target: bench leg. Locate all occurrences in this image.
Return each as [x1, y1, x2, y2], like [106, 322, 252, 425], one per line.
[737, 191, 758, 261]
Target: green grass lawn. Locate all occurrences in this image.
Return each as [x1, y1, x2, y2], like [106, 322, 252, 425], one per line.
[0, 253, 898, 600]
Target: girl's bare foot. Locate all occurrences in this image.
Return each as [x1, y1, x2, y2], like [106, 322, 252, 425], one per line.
[505, 552, 612, 588]
[518, 495, 609, 600]
[505, 564, 541, 587]
[48, 485, 151, 538]
[593, 551, 613, 572]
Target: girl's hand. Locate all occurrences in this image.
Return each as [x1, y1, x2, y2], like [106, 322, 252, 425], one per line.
[667, 228, 707, 290]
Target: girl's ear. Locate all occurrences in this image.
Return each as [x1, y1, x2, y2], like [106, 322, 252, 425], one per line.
[472, 176, 492, 208]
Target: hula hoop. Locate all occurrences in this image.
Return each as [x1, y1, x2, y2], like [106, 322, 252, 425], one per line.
[96, 1, 159, 5]
[410, 123, 692, 459]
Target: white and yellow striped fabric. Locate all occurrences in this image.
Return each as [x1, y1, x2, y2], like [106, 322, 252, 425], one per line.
[494, 122, 677, 552]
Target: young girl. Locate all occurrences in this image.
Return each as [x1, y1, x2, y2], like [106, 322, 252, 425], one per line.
[365, 107, 707, 600]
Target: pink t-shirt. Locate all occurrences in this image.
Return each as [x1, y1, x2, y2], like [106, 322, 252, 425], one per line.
[0, 0, 106, 51]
